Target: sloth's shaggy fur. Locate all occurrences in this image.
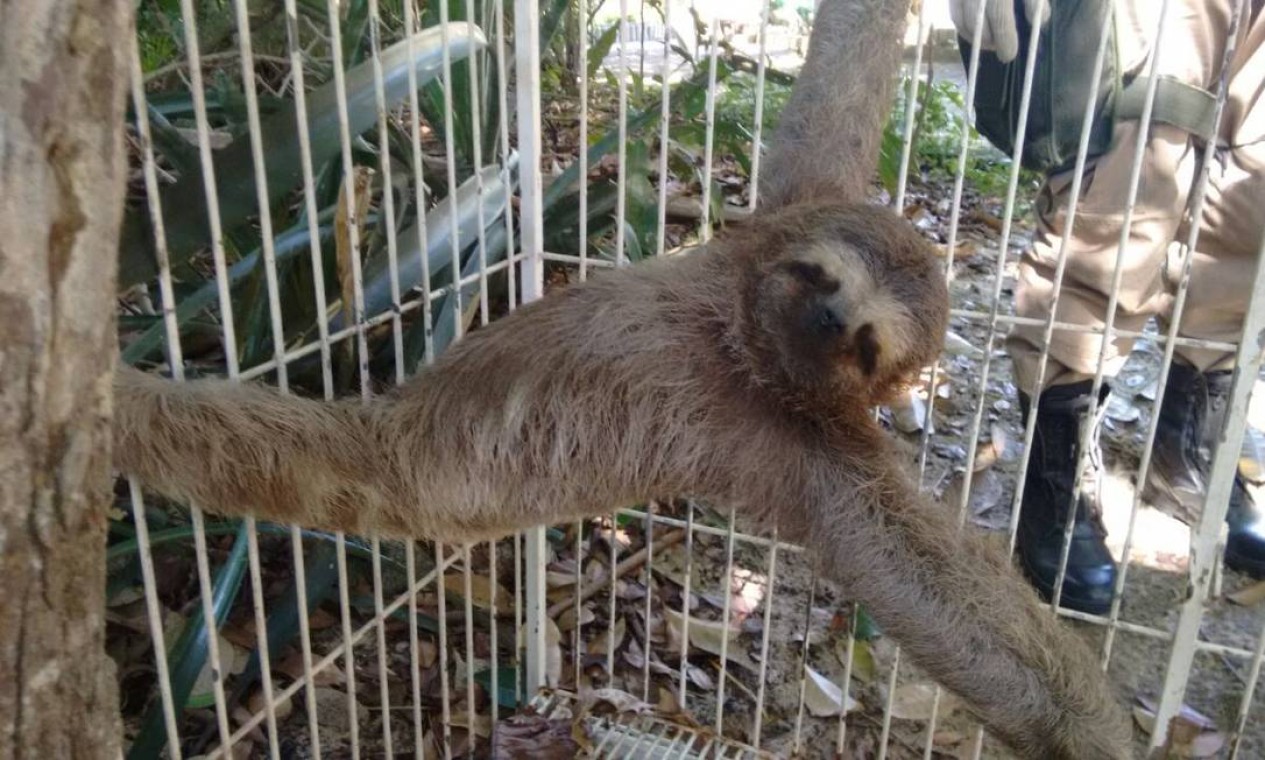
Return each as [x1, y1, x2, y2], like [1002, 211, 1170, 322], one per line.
[112, 0, 1136, 754]
[114, 202, 1131, 758]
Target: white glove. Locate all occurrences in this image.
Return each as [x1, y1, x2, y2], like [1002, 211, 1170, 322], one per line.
[949, 0, 1052, 64]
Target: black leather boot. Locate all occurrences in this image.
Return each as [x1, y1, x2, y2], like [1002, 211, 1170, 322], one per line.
[1016, 381, 1117, 615]
[1144, 361, 1265, 577]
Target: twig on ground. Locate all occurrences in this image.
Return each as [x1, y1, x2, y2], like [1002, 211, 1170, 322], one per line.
[548, 528, 686, 619]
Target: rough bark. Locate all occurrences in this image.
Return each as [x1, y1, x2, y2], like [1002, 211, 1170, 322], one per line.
[0, 0, 132, 757]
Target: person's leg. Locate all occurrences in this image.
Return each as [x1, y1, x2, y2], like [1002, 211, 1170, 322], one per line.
[1147, 14, 1265, 574]
[1007, 121, 1192, 615]
[1005, 0, 1243, 612]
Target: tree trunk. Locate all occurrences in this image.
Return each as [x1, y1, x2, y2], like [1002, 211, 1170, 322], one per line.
[0, 0, 132, 757]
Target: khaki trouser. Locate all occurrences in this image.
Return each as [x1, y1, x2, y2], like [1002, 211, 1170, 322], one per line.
[1008, 0, 1265, 394]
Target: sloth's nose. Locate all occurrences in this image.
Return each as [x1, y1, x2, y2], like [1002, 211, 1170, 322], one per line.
[815, 304, 846, 335]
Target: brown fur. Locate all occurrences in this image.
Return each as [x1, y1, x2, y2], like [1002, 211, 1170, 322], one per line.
[760, 0, 909, 208]
[113, 202, 1131, 759]
[112, 0, 1133, 755]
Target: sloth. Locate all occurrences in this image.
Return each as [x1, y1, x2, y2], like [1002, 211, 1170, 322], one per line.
[113, 202, 1131, 759]
[111, 0, 1134, 756]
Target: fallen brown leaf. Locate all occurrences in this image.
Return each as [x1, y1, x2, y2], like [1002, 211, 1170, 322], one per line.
[1228, 579, 1265, 606]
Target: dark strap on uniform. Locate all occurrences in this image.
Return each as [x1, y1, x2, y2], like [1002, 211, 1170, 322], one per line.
[1117, 74, 1220, 140]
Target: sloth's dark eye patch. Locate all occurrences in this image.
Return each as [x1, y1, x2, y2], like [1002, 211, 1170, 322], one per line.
[855, 322, 880, 375]
[784, 260, 841, 292]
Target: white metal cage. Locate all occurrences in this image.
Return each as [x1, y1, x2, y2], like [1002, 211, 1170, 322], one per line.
[113, 0, 1265, 757]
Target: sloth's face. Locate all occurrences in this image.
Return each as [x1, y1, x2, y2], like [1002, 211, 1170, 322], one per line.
[756, 242, 923, 399]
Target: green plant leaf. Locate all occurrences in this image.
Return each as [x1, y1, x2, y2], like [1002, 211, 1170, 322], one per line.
[586, 22, 620, 82]
[407, 205, 512, 368]
[542, 59, 728, 214]
[475, 664, 520, 709]
[106, 519, 389, 565]
[120, 211, 337, 366]
[229, 540, 341, 705]
[539, 0, 572, 52]
[119, 22, 489, 289]
[127, 522, 251, 760]
[330, 157, 517, 333]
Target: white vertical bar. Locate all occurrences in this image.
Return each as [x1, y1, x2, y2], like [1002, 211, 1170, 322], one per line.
[750, 534, 778, 745]
[745, 0, 770, 212]
[953, 0, 1048, 531]
[333, 532, 362, 759]
[833, 606, 856, 755]
[189, 508, 235, 752]
[676, 502, 696, 707]
[172, 0, 243, 750]
[405, 541, 425, 758]
[1102, 0, 1246, 663]
[282, 0, 336, 396]
[488, 538, 501, 725]
[791, 575, 817, 754]
[126, 37, 182, 380]
[712, 511, 738, 735]
[1051, 0, 1172, 614]
[614, 0, 630, 265]
[126, 483, 184, 760]
[493, 0, 519, 308]
[125, 40, 185, 756]
[1231, 616, 1265, 757]
[403, 0, 437, 365]
[288, 527, 323, 759]
[653, 0, 672, 256]
[324, 3, 376, 753]
[698, 14, 720, 243]
[513, 0, 548, 694]
[1150, 174, 1265, 754]
[578, 0, 591, 279]
[363, 5, 411, 755]
[175, 0, 239, 377]
[242, 520, 281, 760]
[607, 515, 619, 676]
[514, 0, 545, 301]
[877, 650, 902, 760]
[279, 2, 333, 752]
[367, 0, 407, 384]
[435, 544, 454, 759]
[462, 544, 478, 750]
[227, 3, 292, 755]
[572, 522, 585, 686]
[229, 0, 289, 390]
[892, 0, 928, 211]
[462, 0, 491, 326]
[641, 508, 656, 700]
[437, 0, 466, 340]
[371, 536, 395, 756]
[1006, 3, 1114, 558]
[324, 0, 372, 385]
[514, 532, 525, 704]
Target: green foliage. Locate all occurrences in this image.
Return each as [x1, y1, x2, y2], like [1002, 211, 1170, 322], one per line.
[881, 74, 1041, 203]
[541, 57, 741, 261]
[714, 74, 792, 135]
[127, 522, 250, 760]
[116, 7, 525, 753]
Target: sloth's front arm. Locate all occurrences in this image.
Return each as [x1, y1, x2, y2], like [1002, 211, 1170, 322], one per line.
[773, 437, 1132, 759]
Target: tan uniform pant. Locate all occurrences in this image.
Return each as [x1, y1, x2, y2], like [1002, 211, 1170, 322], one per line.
[1008, 0, 1265, 395]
